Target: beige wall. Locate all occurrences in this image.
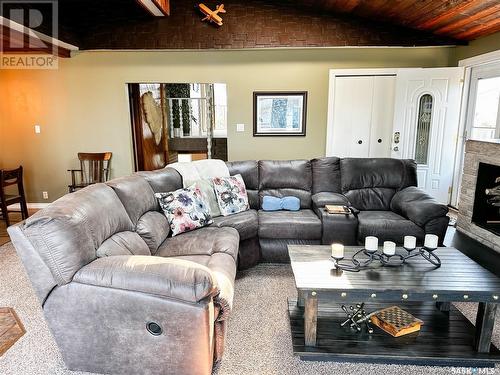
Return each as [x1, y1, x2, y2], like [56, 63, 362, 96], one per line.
[450, 31, 500, 64]
[0, 47, 454, 202]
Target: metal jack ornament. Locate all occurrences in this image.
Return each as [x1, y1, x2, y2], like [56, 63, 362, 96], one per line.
[340, 303, 375, 333]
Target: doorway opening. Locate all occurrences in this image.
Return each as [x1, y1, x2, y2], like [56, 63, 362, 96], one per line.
[128, 82, 227, 171]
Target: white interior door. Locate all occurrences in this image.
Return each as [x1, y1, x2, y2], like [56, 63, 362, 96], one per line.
[329, 75, 395, 157]
[370, 76, 396, 157]
[331, 76, 372, 157]
[392, 67, 464, 204]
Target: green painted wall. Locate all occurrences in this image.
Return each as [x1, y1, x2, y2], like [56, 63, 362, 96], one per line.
[0, 48, 453, 202]
[450, 31, 500, 64]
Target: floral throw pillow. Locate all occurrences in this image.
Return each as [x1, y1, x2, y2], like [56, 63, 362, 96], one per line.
[155, 185, 213, 236]
[212, 174, 249, 216]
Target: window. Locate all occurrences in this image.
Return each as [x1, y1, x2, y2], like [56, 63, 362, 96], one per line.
[470, 76, 500, 140]
[467, 62, 500, 142]
[415, 94, 432, 165]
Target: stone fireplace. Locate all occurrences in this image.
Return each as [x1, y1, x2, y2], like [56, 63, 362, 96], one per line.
[457, 139, 500, 252]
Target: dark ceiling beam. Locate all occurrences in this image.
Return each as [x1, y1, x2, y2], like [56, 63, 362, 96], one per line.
[136, 0, 170, 16]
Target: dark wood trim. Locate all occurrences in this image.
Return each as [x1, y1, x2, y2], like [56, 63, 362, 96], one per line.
[253, 91, 307, 137]
[136, 0, 170, 16]
[128, 84, 144, 171]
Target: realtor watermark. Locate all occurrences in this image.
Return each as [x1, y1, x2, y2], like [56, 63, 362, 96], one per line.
[451, 368, 496, 374]
[0, 0, 59, 69]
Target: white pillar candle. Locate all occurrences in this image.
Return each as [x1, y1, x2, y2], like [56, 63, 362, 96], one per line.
[424, 234, 439, 249]
[365, 236, 378, 252]
[331, 243, 344, 259]
[383, 241, 396, 256]
[403, 236, 417, 249]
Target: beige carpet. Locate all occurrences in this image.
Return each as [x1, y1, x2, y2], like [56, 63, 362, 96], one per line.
[0, 242, 498, 375]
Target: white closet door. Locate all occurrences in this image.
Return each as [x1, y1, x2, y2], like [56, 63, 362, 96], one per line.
[369, 76, 396, 157]
[331, 76, 373, 157]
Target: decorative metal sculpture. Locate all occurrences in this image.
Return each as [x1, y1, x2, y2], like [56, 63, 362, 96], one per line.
[485, 176, 500, 212]
[331, 245, 441, 273]
[340, 303, 374, 333]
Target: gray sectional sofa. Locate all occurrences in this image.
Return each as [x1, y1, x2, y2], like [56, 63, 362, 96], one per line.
[7, 157, 449, 375]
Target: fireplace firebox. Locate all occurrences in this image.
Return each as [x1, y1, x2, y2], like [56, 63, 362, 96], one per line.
[472, 162, 500, 236]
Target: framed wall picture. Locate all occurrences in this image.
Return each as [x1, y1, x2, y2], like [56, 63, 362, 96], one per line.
[253, 91, 307, 136]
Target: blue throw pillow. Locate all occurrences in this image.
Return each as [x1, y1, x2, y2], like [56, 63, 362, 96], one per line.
[262, 196, 300, 211]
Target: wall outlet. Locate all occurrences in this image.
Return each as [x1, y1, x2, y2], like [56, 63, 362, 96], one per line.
[34, 125, 41, 134]
[236, 123, 245, 132]
[42, 191, 49, 200]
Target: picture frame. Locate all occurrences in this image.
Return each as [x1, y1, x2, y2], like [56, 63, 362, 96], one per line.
[253, 91, 307, 136]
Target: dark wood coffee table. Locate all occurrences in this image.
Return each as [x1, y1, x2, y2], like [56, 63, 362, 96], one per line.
[288, 245, 500, 367]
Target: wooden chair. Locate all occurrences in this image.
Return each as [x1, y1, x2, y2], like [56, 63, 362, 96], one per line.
[0, 166, 29, 227]
[68, 152, 112, 193]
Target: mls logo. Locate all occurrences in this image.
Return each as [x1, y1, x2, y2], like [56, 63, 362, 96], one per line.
[0, 0, 59, 69]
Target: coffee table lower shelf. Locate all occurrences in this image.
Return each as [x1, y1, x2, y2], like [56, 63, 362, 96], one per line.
[288, 299, 500, 367]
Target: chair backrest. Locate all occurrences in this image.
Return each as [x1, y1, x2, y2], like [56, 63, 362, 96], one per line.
[258, 159, 313, 209]
[78, 152, 112, 184]
[340, 158, 417, 210]
[0, 166, 25, 197]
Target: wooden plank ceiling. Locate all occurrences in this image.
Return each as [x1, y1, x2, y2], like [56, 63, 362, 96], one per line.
[301, 0, 500, 40]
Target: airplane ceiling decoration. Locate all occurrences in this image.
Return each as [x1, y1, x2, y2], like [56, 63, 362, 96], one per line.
[198, 3, 226, 26]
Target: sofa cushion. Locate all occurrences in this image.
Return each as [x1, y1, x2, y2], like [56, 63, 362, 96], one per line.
[391, 186, 449, 227]
[311, 157, 341, 194]
[212, 175, 249, 216]
[156, 186, 213, 236]
[211, 209, 258, 241]
[23, 183, 133, 284]
[106, 175, 158, 225]
[340, 158, 417, 211]
[259, 238, 320, 263]
[96, 231, 151, 257]
[258, 209, 322, 240]
[136, 167, 183, 194]
[136, 211, 170, 254]
[357, 211, 425, 244]
[173, 252, 237, 314]
[226, 160, 259, 210]
[157, 227, 239, 262]
[74, 255, 218, 303]
[259, 159, 312, 209]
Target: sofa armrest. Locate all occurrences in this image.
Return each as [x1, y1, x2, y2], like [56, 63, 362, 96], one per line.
[312, 192, 350, 208]
[73, 255, 218, 304]
[390, 187, 448, 227]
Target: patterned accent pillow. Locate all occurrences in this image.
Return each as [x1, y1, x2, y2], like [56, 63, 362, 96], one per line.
[155, 185, 213, 236]
[212, 174, 249, 216]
